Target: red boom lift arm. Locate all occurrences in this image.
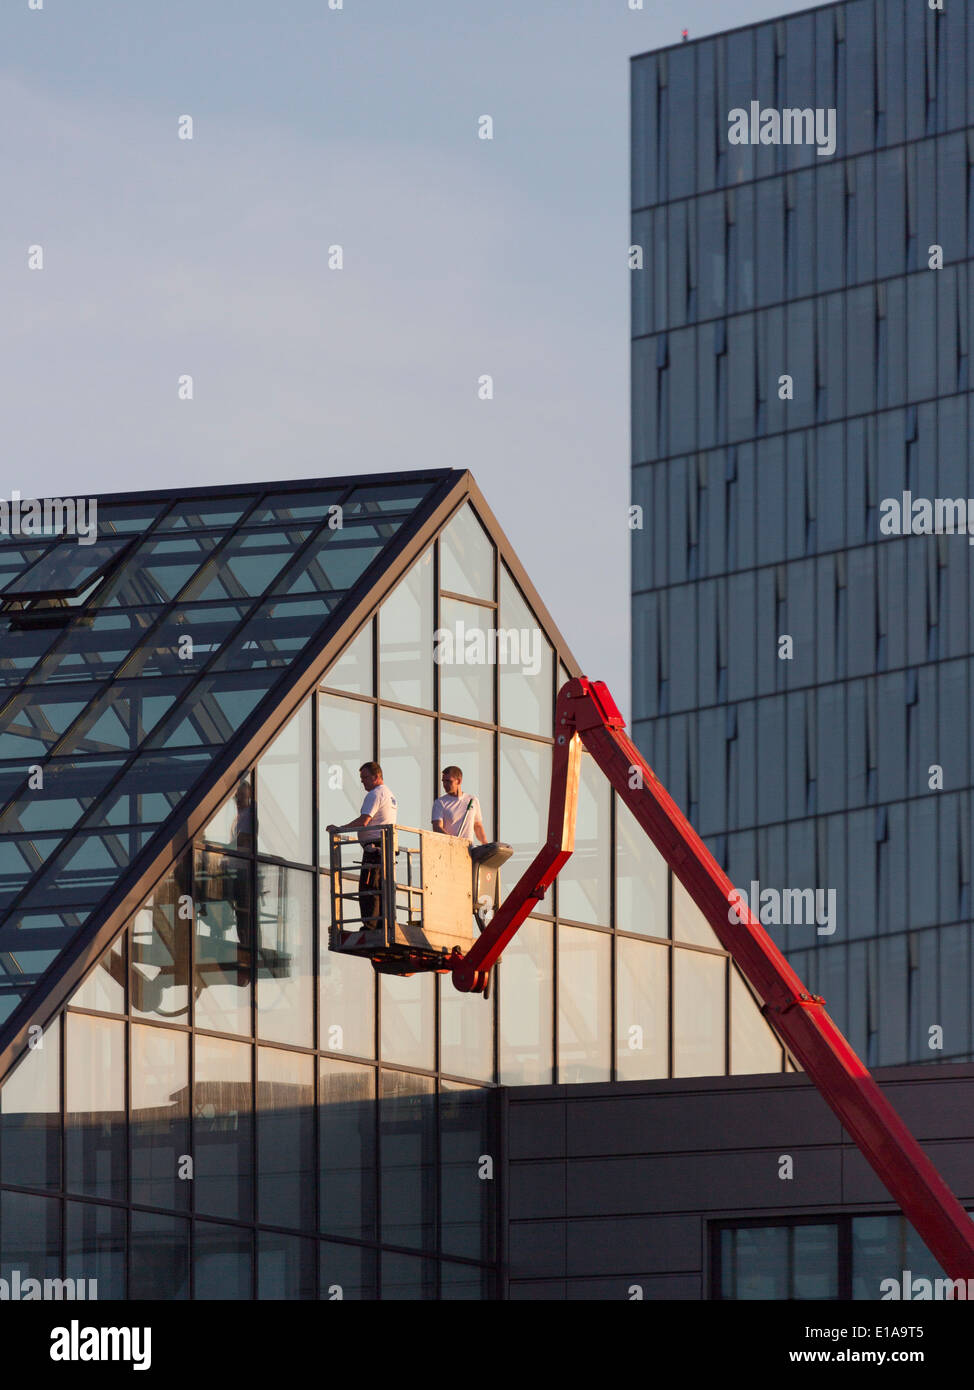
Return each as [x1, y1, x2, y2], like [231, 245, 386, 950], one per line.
[451, 676, 974, 1281]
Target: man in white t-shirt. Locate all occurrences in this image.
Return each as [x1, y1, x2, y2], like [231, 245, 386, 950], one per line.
[431, 766, 487, 844]
[327, 762, 398, 926]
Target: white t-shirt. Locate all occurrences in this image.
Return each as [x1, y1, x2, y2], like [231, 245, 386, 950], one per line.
[432, 793, 482, 839]
[359, 783, 397, 843]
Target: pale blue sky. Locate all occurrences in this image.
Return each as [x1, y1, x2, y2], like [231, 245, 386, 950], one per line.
[1, 0, 829, 715]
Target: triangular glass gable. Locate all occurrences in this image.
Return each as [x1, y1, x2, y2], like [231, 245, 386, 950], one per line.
[0, 472, 455, 1027]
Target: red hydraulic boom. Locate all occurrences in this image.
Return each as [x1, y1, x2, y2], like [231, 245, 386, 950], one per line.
[451, 676, 974, 1281]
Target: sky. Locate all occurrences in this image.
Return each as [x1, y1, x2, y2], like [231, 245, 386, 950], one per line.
[1, 0, 830, 718]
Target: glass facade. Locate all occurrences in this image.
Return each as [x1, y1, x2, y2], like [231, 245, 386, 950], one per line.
[632, 1, 974, 1064]
[0, 479, 787, 1298]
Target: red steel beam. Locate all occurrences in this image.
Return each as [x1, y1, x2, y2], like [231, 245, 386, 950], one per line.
[457, 676, 974, 1280]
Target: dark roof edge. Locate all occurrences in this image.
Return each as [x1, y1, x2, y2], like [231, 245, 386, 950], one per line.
[629, 0, 844, 64]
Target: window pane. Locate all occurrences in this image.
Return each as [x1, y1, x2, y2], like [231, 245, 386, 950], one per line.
[320, 1058, 376, 1241]
[558, 754, 610, 925]
[257, 865, 313, 1047]
[557, 926, 611, 1083]
[673, 949, 726, 1076]
[258, 1232, 316, 1299]
[672, 875, 723, 948]
[69, 935, 125, 1013]
[318, 693, 374, 860]
[319, 880, 375, 1058]
[194, 1223, 253, 1300]
[499, 917, 553, 1085]
[379, 707, 433, 831]
[440, 721, 494, 840]
[499, 568, 552, 736]
[0, 1018, 59, 1191]
[66, 1200, 125, 1300]
[439, 505, 494, 600]
[130, 857, 191, 1023]
[721, 1226, 788, 1299]
[380, 1070, 436, 1252]
[793, 1224, 839, 1299]
[437, 597, 496, 723]
[322, 620, 373, 695]
[202, 777, 254, 854]
[131, 1023, 190, 1211]
[257, 701, 313, 865]
[379, 549, 433, 708]
[193, 849, 252, 1036]
[0, 1190, 60, 1284]
[257, 1046, 314, 1231]
[730, 967, 783, 1074]
[129, 1211, 189, 1300]
[194, 1035, 253, 1223]
[320, 1240, 377, 1300]
[440, 1081, 494, 1262]
[616, 936, 668, 1080]
[500, 734, 552, 912]
[616, 796, 669, 937]
[65, 1013, 126, 1201]
[382, 1251, 437, 1300]
[440, 976, 493, 1082]
[380, 971, 435, 1071]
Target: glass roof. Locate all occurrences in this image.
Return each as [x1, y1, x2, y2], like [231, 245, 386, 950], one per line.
[0, 472, 454, 1025]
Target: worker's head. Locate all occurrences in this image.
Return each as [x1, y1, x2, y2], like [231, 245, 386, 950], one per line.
[359, 761, 383, 791]
[441, 766, 463, 795]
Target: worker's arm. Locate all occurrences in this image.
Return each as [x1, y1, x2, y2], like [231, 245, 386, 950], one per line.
[431, 818, 446, 833]
[327, 814, 373, 833]
[473, 816, 487, 845]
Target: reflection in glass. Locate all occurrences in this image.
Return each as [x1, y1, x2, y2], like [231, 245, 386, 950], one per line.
[438, 597, 495, 723]
[194, 1035, 253, 1223]
[730, 968, 783, 1074]
[129, 1211, 189, 1299]
[193, 849, 252, 1036]
[0, 1190, 60, 1282]
[320, 1058, 376, 1241]
[673, 949, 726, 1076]
[440, 975, 493, 1082]
[379, 707, 433, 832]
[69, 935, 125, 1013]
[322, 621, 373, 695]
[499, 917, 553, 1085]
[380, 1070, 436, 1252]
[258, 1233, 317, 1300]
[65, 1013, 126, 1202]
[318, 694, 374, 859]
[131, 1024, 190, 1211]
[616, 797, 669, 937]
[194, 1222, 253, 1300]
[558, 755, 610, 925]
[440, 721, 494, 839]
[793, 1225, 839, 1299]
[379, 549, 433, 708]
[257, 1047, 314, 1231]
[499, 567, 552, 737]
[319, 894, 375, 1058]
[439, 505, 494, 600]
[66, 1201, 125, 1300]
[257, 866, 313, 1047]
[558, 926, 611, 1083]
[0, 1017, 59, 1190]
[499, 735, 552, 911]
[257, 701, 313, 864]
[440, 1082, 493, 1262]
[130, 858, 190, 1024]
[203, 777, 255, 853]
[616, 936, 668, 1080]
[320, 1240, 377, 1300]
[380, 971, 435, 1070]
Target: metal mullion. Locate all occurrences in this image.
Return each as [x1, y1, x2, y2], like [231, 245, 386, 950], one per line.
[439, 588, 497, 611]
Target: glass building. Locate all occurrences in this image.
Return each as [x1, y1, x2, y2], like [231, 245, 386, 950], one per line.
[631, 0, 974, 1067]
[0, 469, 786, 1300]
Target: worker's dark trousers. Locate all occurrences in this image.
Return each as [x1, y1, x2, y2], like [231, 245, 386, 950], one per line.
[358, 845, 383, 926]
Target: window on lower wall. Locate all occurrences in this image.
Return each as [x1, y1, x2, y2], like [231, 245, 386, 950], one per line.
[712, 1214, 971, 1300]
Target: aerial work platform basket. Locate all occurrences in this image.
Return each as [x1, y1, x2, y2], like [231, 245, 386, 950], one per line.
[326, 824, 512, 974]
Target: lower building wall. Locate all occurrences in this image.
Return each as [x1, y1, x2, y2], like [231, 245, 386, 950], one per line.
[501, 1064, 974, 1299]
